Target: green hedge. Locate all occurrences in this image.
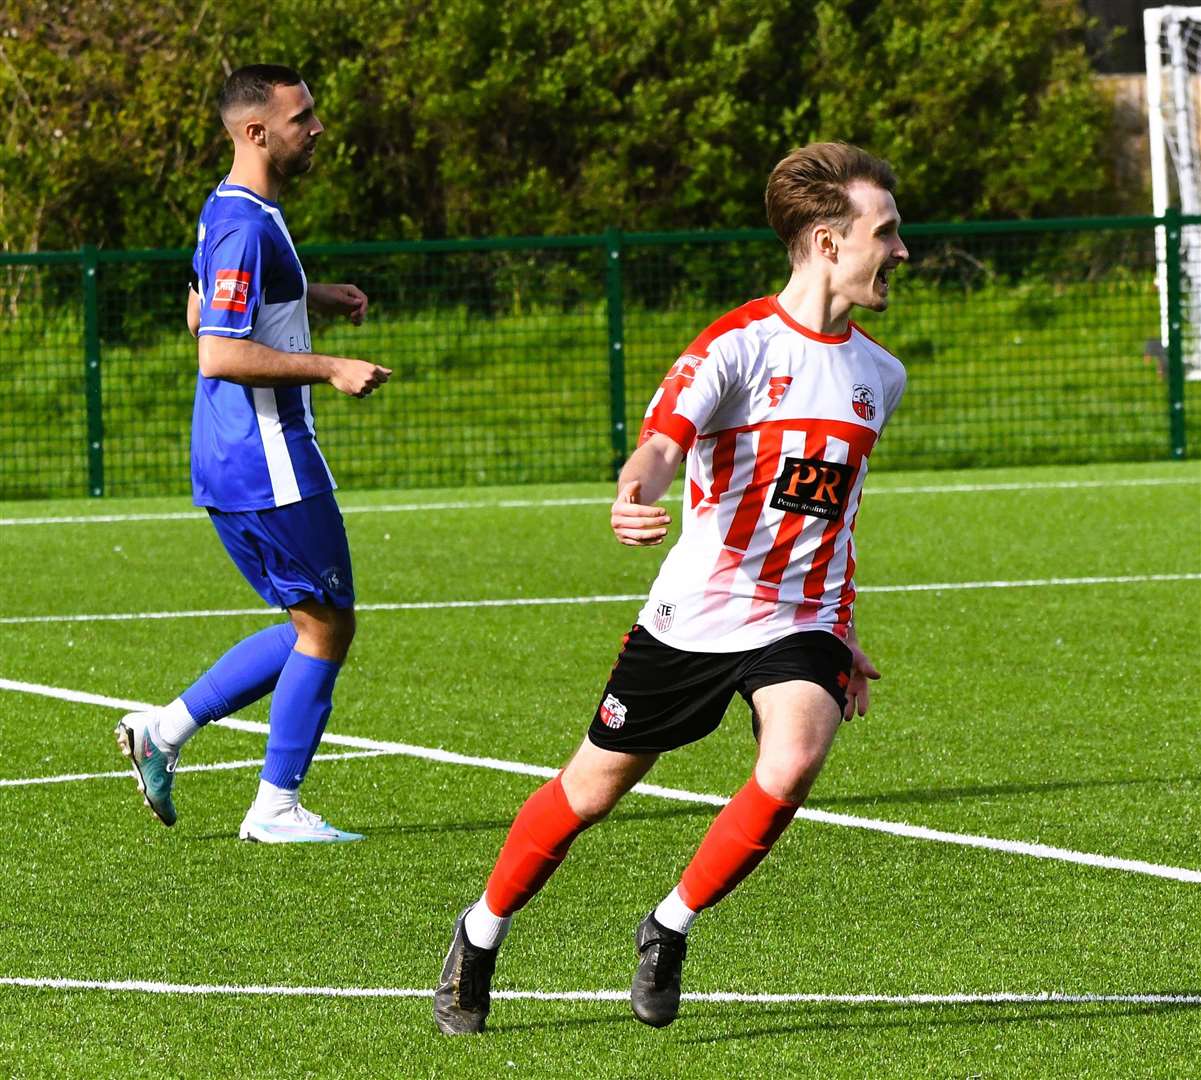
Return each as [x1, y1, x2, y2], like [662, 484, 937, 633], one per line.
[1, 0, 1122, 257]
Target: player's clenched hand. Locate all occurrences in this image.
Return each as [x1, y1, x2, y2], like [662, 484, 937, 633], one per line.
[611, 480, 671, 546]
[329, 357, 392, 398]
[312, 283, 369, 325]
[843, 640, 881, 721]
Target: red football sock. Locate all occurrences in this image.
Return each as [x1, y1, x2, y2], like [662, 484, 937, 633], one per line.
[484, 774, 590, 917]
[677, 774, 801, 911]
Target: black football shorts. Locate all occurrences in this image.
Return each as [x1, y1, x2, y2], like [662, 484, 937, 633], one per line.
[587, 624, 853, 755]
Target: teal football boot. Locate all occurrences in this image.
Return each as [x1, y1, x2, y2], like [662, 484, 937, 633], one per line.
[114, 712, 178, 827]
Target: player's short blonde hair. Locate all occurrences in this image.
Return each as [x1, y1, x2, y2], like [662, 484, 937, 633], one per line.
[765, 143, 897, 266]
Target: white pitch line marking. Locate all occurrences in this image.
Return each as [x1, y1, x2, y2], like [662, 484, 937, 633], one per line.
[2, 678, 1200, 885]
[0, 498, 613, 528]
[864, 572, 1201, 593]
[0, 976, 1198, 1006]
[0, 573, 1197, 627]
[0, 475, 1195, 527]
[0, 594, 645, 626]
[0, 750, 393, 789]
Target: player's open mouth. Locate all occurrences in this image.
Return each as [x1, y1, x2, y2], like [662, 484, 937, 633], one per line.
[876, 269, 889, 292]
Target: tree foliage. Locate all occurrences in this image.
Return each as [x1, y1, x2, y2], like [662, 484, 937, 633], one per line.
[0, 0, 1121, 252]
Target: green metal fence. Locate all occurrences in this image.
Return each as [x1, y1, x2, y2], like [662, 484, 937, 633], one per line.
[0, 215, 1195, 501]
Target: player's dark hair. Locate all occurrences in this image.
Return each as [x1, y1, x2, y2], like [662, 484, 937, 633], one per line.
[765, 143, 897, 265]
[218, 64, 304, 118]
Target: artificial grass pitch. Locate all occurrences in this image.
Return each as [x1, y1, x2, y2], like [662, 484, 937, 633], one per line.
[0, 460, 1198, 1078]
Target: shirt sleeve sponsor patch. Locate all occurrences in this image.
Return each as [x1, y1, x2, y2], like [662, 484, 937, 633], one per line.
[212, 269, 253, 312]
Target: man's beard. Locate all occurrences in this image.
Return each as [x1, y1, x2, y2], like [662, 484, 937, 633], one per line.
[267, 132, 315, 179]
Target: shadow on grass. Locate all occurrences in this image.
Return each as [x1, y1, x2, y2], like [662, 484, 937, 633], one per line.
[360, 803, 713, 838]
[186, 802, 710, 842]
[811, 774, 1201, 811]
[681, 998, 1201, 1045]
[490, 1009, 632, 1034]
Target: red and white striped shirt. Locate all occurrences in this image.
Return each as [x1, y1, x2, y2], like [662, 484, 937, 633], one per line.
[636, 295, 906, 652]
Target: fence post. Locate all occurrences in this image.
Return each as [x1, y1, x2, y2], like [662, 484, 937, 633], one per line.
[80, 245, 104, 496]
[1163, 209, 1188, 460]
[604, 228, 627, 479]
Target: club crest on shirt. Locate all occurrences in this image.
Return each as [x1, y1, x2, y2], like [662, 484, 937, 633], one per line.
[652, 601, 676, 633]
[851, 383, 876, 421]
[599, 693, 628, 730]
[770, 457, 854, 520]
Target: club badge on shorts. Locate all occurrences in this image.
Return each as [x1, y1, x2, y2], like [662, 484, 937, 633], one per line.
[599, 693, 628, 730]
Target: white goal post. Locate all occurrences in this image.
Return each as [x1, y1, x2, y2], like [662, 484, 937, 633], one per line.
[1145, 5, 1201, 379]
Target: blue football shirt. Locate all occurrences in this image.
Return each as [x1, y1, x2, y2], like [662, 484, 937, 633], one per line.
[190, 179, 336, 511]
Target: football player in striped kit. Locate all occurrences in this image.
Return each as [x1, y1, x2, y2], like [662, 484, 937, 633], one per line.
[114, 65, 390, 843]
[436, 142, 908, 1033]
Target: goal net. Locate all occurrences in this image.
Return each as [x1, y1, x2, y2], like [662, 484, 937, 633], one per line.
[1145, 6, 1201, 379]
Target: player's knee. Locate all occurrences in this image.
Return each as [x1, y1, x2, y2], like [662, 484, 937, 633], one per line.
[564, 787, 619, 824]
[560, 774, 625, 823]
[754, 752, 823, 804]
[290, 604, 356, 662]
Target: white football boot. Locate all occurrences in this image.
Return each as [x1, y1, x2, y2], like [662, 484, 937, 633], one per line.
[238, 803, 363, 843]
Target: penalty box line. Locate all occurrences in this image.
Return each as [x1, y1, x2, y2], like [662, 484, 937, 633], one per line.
[2, 677, 1201, 886]
[0, 475, 1197, 527]
[1, 573, 1199, 626]
[0, 976, 1199, 1007]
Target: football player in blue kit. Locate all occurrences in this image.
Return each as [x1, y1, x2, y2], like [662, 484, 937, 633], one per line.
[115, 64, 391, 842]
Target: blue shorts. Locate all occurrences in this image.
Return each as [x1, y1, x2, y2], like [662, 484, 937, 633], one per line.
[208, 492, 355, 610]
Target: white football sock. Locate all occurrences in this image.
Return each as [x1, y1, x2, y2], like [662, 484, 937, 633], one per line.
[463, 895, 512, 950]
[155, 698, 200, 753]
[253, 779, 299, 818]
[654, 886, 699, 935]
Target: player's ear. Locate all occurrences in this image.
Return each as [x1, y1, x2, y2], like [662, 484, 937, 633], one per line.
[245, 119, 267, 147]
[812, 222, 838, 262]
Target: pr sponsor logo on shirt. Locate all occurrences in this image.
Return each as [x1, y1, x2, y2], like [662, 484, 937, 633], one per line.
[851, 383, 876, 421]
[212, 269, 252, 312]
[770, 457, 854, 520]
[599, 693, 628, 730]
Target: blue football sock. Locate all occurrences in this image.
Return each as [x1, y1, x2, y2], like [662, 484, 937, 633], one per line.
[180, 622, 299, 725]
[261, 650, 341, 791]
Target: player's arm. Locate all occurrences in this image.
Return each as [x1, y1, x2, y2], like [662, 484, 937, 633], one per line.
[842, 622, 882, 721]
[198, 335, 391, 397]
[610, 433, 683, 547]
[186, 287, 201, 338]
[308, 282, 368, 325]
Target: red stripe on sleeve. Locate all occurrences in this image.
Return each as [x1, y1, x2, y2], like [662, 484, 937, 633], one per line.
[680, 297, 776, 359]
[640, 412, 697, 452]
[639, 298, 776, 451]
